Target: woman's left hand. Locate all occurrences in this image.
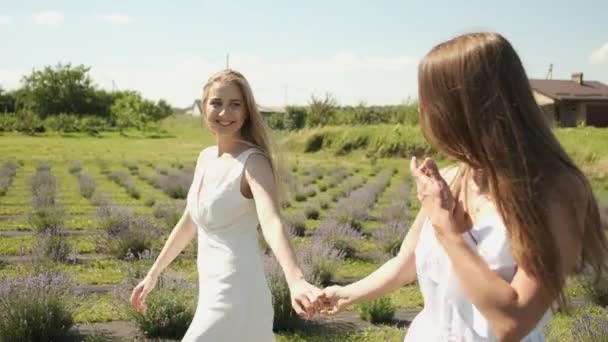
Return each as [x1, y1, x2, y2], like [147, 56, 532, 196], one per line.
[288, 278, 322, 320]
[409, 157, 471, 240]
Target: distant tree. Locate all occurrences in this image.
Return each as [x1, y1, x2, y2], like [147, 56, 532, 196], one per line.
[0, 86, 17, 113]
[284, 106, 307, 130]
[307, 93, 337, 127]
[111, 91, 149, 131]
[149, 99, 173, 121]
[16, 63, 97, 117]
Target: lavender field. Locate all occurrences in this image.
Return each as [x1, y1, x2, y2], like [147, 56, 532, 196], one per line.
[0, 117, 607, 341]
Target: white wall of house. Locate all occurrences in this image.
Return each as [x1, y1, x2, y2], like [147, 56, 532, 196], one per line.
[533, 91, 555, 106]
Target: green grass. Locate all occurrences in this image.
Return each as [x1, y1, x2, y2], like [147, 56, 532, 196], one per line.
[282, 124, 432, 158]
[73, 293, 130, 323]
[334, 259, 380, 279]
[389, 284, 424, 309]
[0, 116, 215, 162]
[276, 326, 405, 342]
[0, 236, 35, 255]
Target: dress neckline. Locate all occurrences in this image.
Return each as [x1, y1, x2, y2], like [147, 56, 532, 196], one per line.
[196, 146, 257, 205]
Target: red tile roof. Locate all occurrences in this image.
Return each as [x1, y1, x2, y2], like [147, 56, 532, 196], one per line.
[530, 79, 608, 101]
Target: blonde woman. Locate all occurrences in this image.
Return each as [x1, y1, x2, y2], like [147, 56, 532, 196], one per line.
[130, 69, 320, 341]
[319, 32, 608, 341]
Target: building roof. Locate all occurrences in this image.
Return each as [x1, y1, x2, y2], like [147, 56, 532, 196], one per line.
[530, 79, 608, 101]
[257, 105, 286, 113]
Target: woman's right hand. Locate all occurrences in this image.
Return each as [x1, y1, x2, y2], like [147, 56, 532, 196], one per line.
[130, 274, 159, 314]
[318, 285, 353, 316]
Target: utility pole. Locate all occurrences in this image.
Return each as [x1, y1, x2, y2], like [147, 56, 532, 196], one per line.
[226, 54, 230, 69]
[546, 63, 553, 80]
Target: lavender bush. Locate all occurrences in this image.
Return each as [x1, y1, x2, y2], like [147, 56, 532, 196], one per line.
[77, 173, 96, 199]
[570, 311, 608, 342]
[116, 267, 195, 339]
[141, 170, 162, 189]
[318, 194, 330, 210]
[109, 170, 140, 199]
[153, 201, 184, 229]
[29, 168, 58, 207]
[36, 160, 52, 172]
[313, 219, 362, 258]
[329, 171, 392, 231]
[263, 255, 301, 330]
[158, 170, 192, 199]
[0, 160, 18, 196]
[298, 240, 343, 286]
[0, 272, 75, 341]
[91, 192, 111, 207]
[29, 167, 64, 231]
[35, 229, 73, 263]
[282, 211, 307, 237]
[372, 221, 408, 257]
[68, 160, 82, 175]
[97, 205, 159, 259]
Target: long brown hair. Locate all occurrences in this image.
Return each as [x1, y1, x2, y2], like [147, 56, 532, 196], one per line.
[202, 69, 285, 201]
[417, 32, 607, 308]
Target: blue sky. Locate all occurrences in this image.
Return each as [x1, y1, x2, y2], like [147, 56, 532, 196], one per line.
[1, 0, 607, 107]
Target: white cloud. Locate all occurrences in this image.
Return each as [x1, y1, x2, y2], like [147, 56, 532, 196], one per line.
[91, 52, 419, 108]
[0, 15, 12, 25]
[590, 42, 608, 64]
[32, 11, 64, 28]
[97, 14, 133, 25]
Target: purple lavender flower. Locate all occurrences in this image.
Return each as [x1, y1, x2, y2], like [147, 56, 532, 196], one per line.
[313, 219, 362, 258]
[0, 161, 18, 196]
[77, 173, 96, 199]
[297, 239, 343, 286]
[158, 170, 191, 199]
[373, 221, 408, 257]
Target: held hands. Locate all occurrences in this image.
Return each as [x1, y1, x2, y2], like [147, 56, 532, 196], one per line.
[288, 278, 324, 320]
[289, 284, 353, 318]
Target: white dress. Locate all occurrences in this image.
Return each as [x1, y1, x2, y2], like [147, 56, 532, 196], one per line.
[182, 146, 275, 342]
[405, 215, 551, 341]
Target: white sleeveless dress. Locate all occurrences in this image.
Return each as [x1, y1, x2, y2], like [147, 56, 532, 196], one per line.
[182, 146, 275, 342]
[405, 215, 551, 341]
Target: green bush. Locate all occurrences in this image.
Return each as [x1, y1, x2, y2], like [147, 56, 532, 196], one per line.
[284, 106, 307, 130]
[580, 276, 608, 307]
[357, 297, 396, 324]
[285, 124, 433, 157]
[44, 113, 80, 132]
[131, 288, 194, 339]
[68, 160, 82, 174]
[0, 113, 17, 132]
[304, 204, 320, 220]
[15, 110, 45, 135]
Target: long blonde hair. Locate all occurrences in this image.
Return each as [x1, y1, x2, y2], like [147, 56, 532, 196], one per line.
[201, 69, 285, 201]
[418, 32, 608, 308]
